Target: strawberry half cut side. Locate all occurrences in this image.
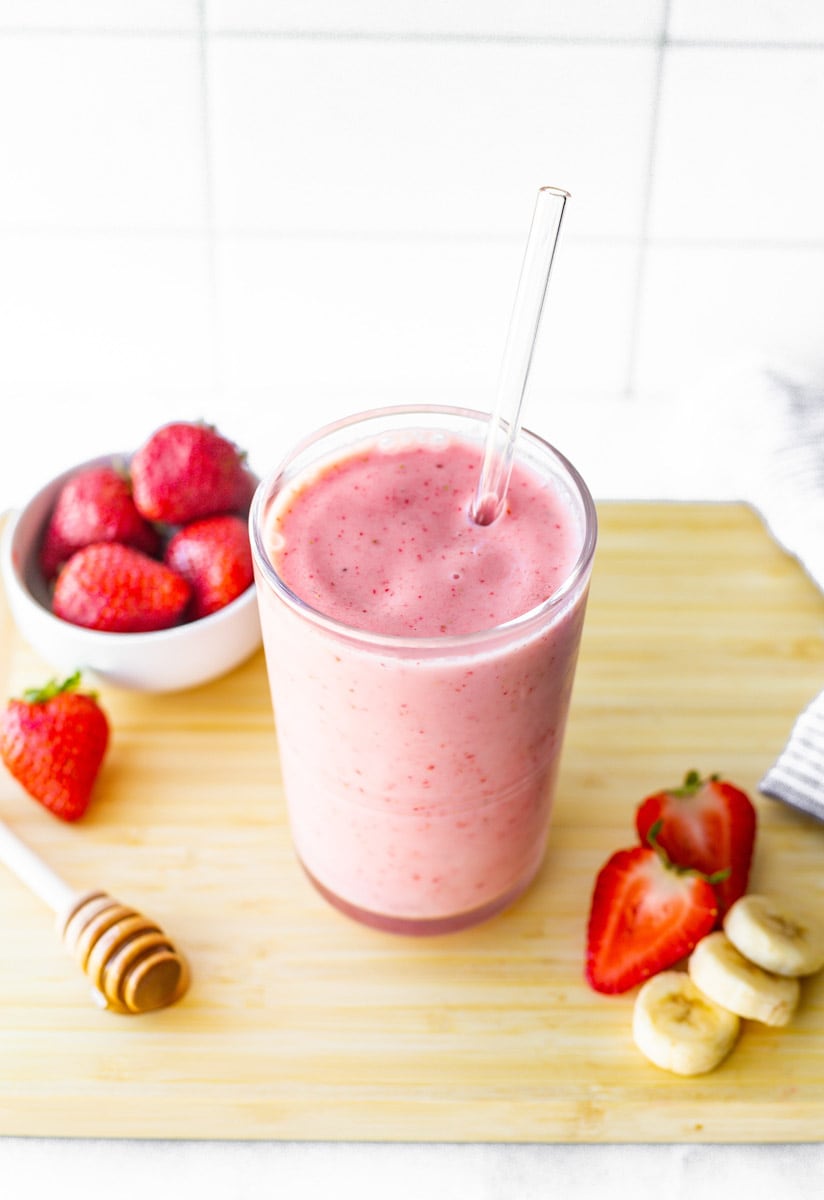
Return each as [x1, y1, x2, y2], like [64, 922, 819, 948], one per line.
[585, 833, 720, 995]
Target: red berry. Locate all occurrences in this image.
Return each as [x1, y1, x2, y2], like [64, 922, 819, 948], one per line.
[130, 422, 252, 525]
[52, 542, 191, 633]
[0, 673, 109, 821]
[40, 464, 160, 580]
[164, 514, 254, 620]
[635, 771, 757, 919]
[585, 840, 719, 994]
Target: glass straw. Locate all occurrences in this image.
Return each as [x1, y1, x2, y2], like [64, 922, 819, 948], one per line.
[471, 186, 570, 525]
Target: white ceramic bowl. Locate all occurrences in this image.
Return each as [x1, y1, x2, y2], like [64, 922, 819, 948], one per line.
[1, 454, 262, 693]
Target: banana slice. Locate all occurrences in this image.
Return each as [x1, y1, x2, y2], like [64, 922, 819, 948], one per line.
[688, 931, 800, 1027]
[724, 894, 824, 978]
[632, 970, 740, 1076]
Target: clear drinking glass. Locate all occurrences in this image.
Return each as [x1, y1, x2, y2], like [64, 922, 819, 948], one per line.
[250, 404, 597, 935]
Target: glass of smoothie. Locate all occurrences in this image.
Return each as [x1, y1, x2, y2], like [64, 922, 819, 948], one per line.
[250, 404, 596, 935]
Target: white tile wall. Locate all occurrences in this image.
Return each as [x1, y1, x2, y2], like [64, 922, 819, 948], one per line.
[669, 0, 824, 44]
[1, 1, 823, 509]
[648, 46, 824, 242]
[213, 237, 638, 413]
[0, 33, 206, 229]
[0, 2, 199, 31]
[635, 245, 824, 396]
[0, 233, 214, 389]
[206, 1, 667, 40]
[207, 40, 655, 238]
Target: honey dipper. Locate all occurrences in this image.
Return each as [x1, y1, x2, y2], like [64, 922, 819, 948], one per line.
[0, 818, 189, 1014]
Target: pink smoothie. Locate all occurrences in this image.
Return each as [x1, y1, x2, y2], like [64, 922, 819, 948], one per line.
[253, 419, 595, 933]
[272, 438, 577, 636]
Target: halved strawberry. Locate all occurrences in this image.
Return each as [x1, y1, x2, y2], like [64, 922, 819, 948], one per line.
[585, 834, 719, 994]
[635, 771, 756, 919]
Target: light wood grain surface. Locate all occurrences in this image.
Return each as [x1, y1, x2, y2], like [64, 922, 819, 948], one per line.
[0, 503, 822, 1143]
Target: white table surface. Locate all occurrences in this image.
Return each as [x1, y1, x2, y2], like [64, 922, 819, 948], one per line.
[1, 1140, 823, 1199]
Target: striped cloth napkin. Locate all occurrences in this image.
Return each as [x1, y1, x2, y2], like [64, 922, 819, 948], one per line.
[748, 371, 824, 820]
[760, 693, 824, 820]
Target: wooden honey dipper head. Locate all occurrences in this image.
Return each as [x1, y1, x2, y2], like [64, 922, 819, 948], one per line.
[59, 890, 190, 1015]
[0, 821, 191, 1014]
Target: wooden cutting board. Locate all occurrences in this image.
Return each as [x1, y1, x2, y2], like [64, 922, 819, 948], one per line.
[0, 503, 822, 1143]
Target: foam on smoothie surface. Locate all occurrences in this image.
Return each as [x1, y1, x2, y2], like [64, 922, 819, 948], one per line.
[270, 436, 579, 637]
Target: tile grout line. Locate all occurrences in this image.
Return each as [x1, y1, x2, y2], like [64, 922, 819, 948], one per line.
[1, 27, 823, 51]
[207, 30, 824, 52]
[3, 225, 824, 250]
[623, 0, 671, 401]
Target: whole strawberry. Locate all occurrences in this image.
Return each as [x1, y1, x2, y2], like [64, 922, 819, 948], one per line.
[164, 514, 254, 619]
[130, 422, 252, 525]
[52, 542, 191, 633]
[40, 464, 160, 580]
[635, 771, 757, 919]
[0, 673, 109, 821]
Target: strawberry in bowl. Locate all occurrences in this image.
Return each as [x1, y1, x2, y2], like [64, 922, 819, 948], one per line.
[0, 422, 262, 692]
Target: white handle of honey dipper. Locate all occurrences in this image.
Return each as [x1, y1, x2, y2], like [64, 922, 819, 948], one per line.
[471, 185, 569, 526]
[0, 816, 190, 1013]
[0, 818, 76, 914]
